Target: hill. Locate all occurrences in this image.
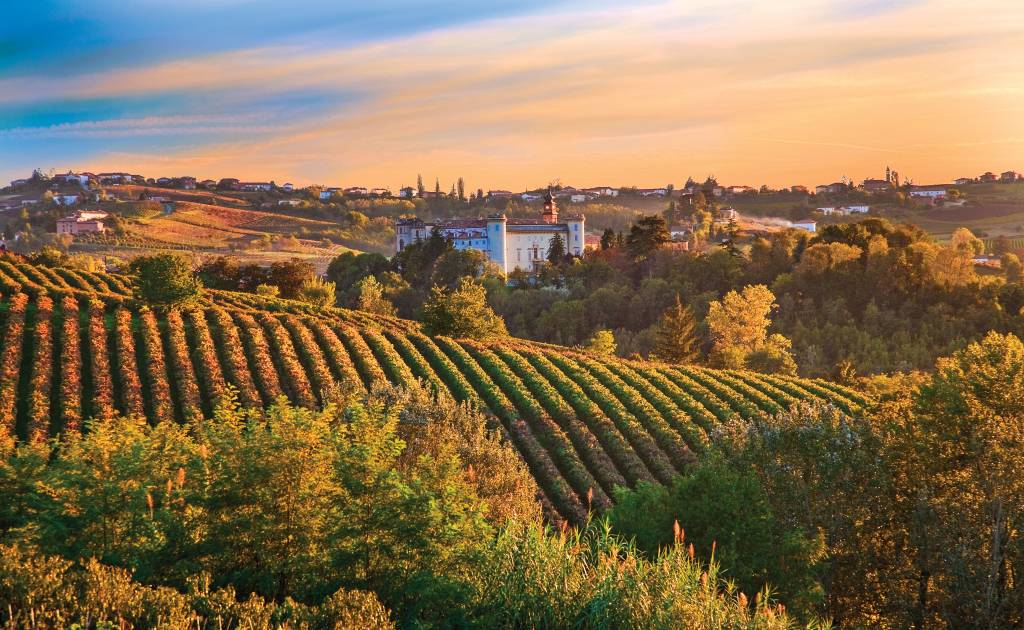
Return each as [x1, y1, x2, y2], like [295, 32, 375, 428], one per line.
[0, 257, 865, 523]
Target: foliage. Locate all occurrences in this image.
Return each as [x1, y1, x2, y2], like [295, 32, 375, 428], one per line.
[707, 285, 796, 373]
[651, 295, 702, 364]
[355, 276, 397, 316]
[421, 277, 508, 340]
[129, 253, 202, 309]
[585, 328, 616, 356]
[297, 275, 337, 309]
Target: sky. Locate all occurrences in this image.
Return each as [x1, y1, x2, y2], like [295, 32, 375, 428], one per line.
[1, 0, 1022, 190]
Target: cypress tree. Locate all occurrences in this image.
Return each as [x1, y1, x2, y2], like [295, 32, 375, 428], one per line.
[652, 295, 702, 364]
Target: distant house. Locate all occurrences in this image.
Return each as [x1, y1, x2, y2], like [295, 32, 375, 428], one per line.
[370, 187, 391, 197]
[720, 207, 740, 221]
[725, 185, 754, 195]
[239, 182, 272, 192]
[57, 210, 107, 235]
[156, 177, 172, 185]
[569, 194, 588, 203]
[815, 182, 846, 195]
[218, 178, 241, 190]
[319, 187, 341, 200]
[581, 186, 619, 197]
[282, 182, 294, 192]
[639, 187, 669, 197]
[521, 192, 543, 202]
[10, 179, 28, 188]
[846, 205, 870, 214]
[954, 177, 974, 186]
[55, 171, 90, 186]
[344, 186, 368, 196]
[53, 194, 80, 206]
[398, 186, 416, 199]
[97, 172, 135, 185]
[979, 172, 998, 183]
[791, 185, 809, 194]
[179, 177, 196, 190]
[909, 185, 952, 199]
[1000, 171, 1019, 182]
[817, 207, 840, 215]
[487, 190, 516, 199]
[861, 179, 892, 193]
[278, 199, 301, 206]
[792, 220, 817, 233]
[199, 179, 217, 189]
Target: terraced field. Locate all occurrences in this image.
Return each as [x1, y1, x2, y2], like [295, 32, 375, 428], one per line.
[0, 258, 867, 523]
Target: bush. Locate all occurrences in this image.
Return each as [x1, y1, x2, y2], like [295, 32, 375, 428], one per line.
[129, 254, 202, 309]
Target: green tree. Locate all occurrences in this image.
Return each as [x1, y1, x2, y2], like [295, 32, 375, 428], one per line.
[416, 174, 425, 198]
[626, 215, 670, 260]
[651, 295, 701, 364]
[547, 233, 566, 264]
[129, 253, 202, 309]
[297, 276, 337, 308]
[599, 228, 616, 250]
[355, 276, 397, 316]
[585, 329, 616, 356]
[420, 277, 508, 339]
[706, 284, 795, 372]
[1002, 252, 1023, 282]
[268, 259, 316, 299]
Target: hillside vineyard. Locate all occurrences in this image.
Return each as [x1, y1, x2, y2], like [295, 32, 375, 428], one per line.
[0, 259, 865, 523]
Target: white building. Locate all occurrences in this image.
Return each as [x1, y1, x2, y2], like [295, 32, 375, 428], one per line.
[582, 186, 619, 197]
[53, 194, 80, 206]
[909, 185, 951, 198]
[56, 210, 108, 235]
[319, 187, 341, 200]
[569, 194, 588, 203]
[792, 220, 817, 233]
[396, 189, 584, 273]
[282, 182, 294, 192]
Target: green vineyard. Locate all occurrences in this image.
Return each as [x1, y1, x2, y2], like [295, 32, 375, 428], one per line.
[0, 258, 867, 523]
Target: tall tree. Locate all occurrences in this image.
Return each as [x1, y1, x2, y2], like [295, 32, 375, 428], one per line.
[600, 228, 616, 250]
[416, 174, 425, 198]
[421, 277, 508, 340]
[457, 177, 466, 201]
[651, 296, 702, 364]
[626, 215, 671, 260]
[547, 233, 566, 264]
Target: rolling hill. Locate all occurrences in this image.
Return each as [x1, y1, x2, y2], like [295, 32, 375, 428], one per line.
[0, 257, 866, 524]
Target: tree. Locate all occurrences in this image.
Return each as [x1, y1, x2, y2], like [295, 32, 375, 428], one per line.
[457, 177, 466, 201]
[950, 227, 984, 255]
[420, 277, 507, 339]
[268, 259, 316, 299]
[1002, 252, 1023, 283]
[547, 233, 566, 264]
[720, 216, 741, 257]
[706, 284, 795, 372]
[129, 253, 202, 309]
[417, 174, 425, 198]
[297, 276, 337, 309]
[651, 295, 701, 364]
[599, 228, 616, 250]
[585, 329, 616, 356]
[626, 215, 670, 260]
[355, 276, 396, 316]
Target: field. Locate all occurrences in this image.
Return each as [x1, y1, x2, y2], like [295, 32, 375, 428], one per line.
[0, 257, 865, 524]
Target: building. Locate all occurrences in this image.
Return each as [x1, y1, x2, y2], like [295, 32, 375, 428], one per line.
[55, 171, 90, 186]
[720, 207, 739, 221]
[791, 185, 809, 194]
[725, 185, 754, 195]
[344, 186, 368, 196]
[955, 177, 974, 186]
[846, 205, 870, 214]
[581, 186, 619, 197]
[239, 182, 272, 192]
[979, 172, 998, 183]
[792, 220, 816, 233]
[398, 186, 416, 199]
[97, 172, 136, 185]
[909, 185, 951, 198]
[218, 178, 241, 190]
[56, 210, 107, 235]
[815, 182, 846, 195]
[1001, 171, 1019, 182]
[53, 194, 79, 206]
[861, 179, 892, 193]
[370, 188, 391, 197]
[487, 190, 516, 199]
[395, 188, 584, 273]
[199, 179, 217, 189]
[278, 199, 301, 206]
[638, 187, 669, 197]
[179, 176, 197, 190]
[319, 187, 341, 200]
[282, 182, 294, 192]
[569, 194, 588, 203]
[156, 177, 172, 185]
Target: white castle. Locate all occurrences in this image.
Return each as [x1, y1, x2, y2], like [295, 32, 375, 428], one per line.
[395, 188, 584, 273]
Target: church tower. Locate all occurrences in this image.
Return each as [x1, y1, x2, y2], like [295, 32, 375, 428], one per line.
[541, 187, 558, 224]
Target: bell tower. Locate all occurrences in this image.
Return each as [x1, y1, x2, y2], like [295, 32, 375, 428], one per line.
[541, 187, 558, 224]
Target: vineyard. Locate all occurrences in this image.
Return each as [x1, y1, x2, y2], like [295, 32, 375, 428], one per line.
[0, 258, 868, 524]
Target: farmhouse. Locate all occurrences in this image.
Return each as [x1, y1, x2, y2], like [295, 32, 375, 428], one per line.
[319, 187, 341, 200]
[55, 171, 90, 186]
[487, 190, 516, 199]
[980, 172, 998, 183]
[239, 182, 272, 192]
[861, 179, 892, 193]
[1001, 171, 1020, 182]
[582, 186, 619, 197]
[396, 188, 584, 273]
[638, 188, 669, 197]
[179, 176, 197, 190]
[909, 185, 951, 198]
[56, 210, 108, 235]
[725, 185, 755, 195]
[792, 220, 817, 233]
[398, 187, 416, 199]
[97, 172, 136, 184]
[344, 186, 368, 196]
[815, 182, 846, 195]
[282, 182, 294, 192]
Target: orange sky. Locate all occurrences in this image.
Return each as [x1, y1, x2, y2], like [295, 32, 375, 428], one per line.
[3, 0, 1023, 189]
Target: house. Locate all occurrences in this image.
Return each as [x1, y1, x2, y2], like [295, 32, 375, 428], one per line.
[218, 178, 241, 190]
[156, 177, 172, 185]
[487, 190, 516, 199]
[720, 207, 740, 221]
[1000, 171, 1019, 182]
[55, 171, 90, 186]
[370, 188, 391, 197]
[581, 186, 619, 197]
[979, 172, 998, 183]
[319, 187, 341, 200]
[521, 192, 543, 202]
[584, 234, 603, 251]
[792, 220, 817, 233]
[282, 182, 294, 192]
[398, 186, 416, 199]
[815, 182, 846, 195]
[569, 194, 588, 203]
[846, 205, 870, 214]
[639, 188, 669, 197]
[861, 179, 892, 193]
[344, 186, 368, 196]
[56, 210, 108, 235]
[199, 179, 217, 189]
[725, 185, 754, 195]
[278, 199, 302, 206]
[791, 185, 809, 194]
[179, 177, 196, 190]
[817, 207, 840, 215]
[239, 182, 272, 192]
[53, 194, 80, 206]
[10, 179, 28, 188]
[954, 177, 974, 186]
[396, 189, 584, 273]
[909, 185, 951, 199]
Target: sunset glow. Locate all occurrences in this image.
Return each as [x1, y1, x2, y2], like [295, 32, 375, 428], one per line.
[2, 0, 1022, 188]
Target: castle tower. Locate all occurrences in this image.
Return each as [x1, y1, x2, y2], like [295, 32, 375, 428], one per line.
[541, 187, 558, 224]
[486, 213, 508, 273]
